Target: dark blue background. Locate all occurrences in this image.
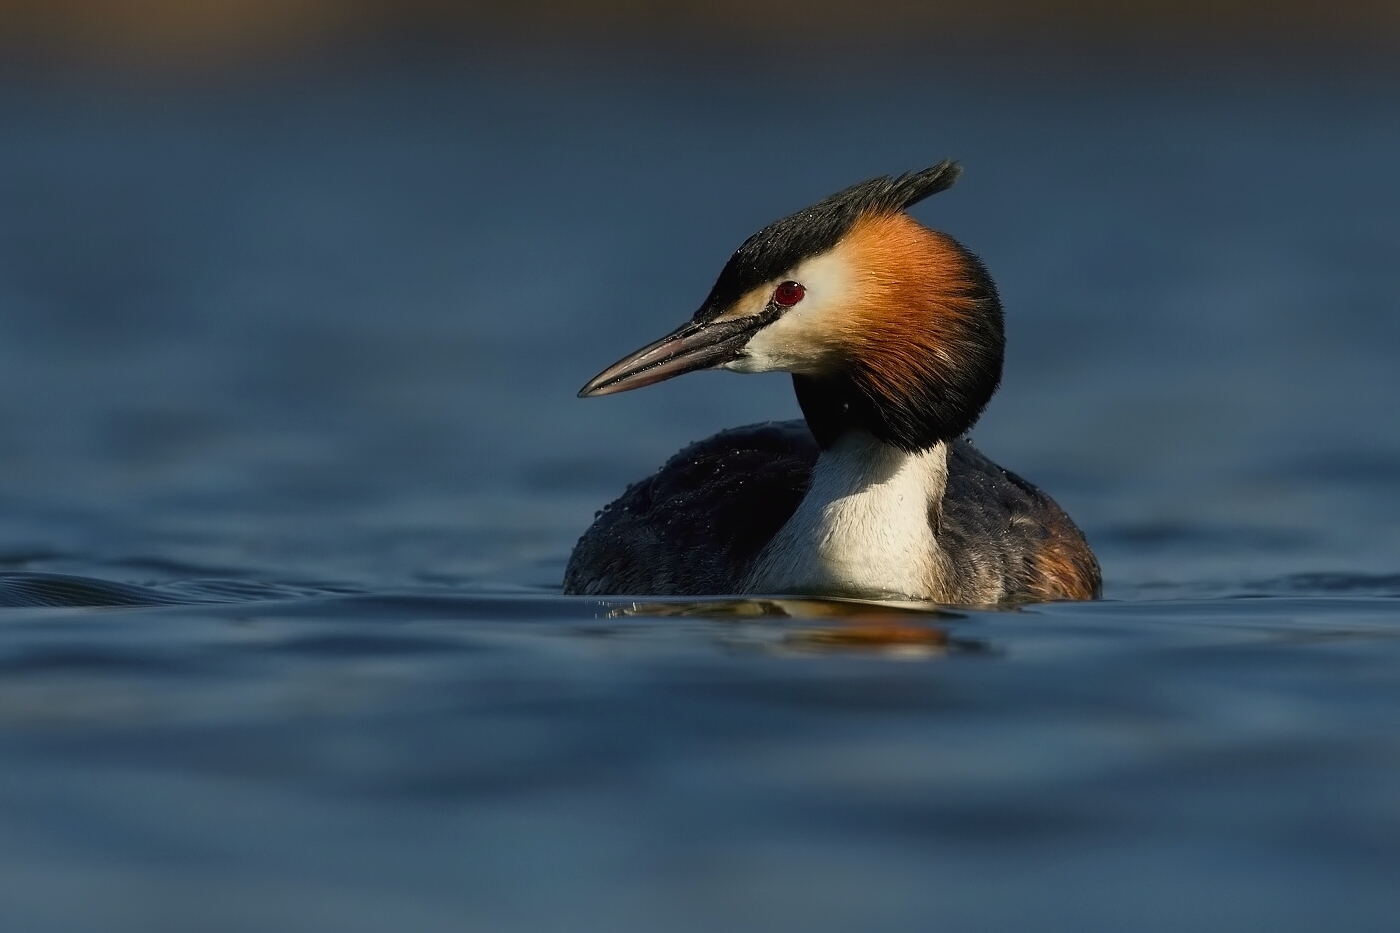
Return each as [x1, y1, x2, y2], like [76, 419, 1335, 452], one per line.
[0, 57, 1397, 931]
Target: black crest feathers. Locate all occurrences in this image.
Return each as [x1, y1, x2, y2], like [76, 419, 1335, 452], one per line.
[849, 161, 963, 215]
[694, 161, 962, 321]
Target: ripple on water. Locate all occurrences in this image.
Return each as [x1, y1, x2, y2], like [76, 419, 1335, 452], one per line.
[0, 574, 1397, 931]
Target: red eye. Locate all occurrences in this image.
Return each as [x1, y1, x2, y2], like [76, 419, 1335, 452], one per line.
[773, 281, 805, 307]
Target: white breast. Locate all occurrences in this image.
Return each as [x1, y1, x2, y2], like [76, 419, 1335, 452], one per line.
[742, 433, 948, 600]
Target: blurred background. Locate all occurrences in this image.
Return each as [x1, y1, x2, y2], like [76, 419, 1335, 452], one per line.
[0, 3, 1396, 595]
[2, 0, 1399, 64]
[1, 6, 1400, 933]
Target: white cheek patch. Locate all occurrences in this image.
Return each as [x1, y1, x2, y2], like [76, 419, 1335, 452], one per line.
[723, 249, 853, 375]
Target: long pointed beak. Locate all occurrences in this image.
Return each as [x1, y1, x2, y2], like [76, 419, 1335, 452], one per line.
[577, 314, 770, 398]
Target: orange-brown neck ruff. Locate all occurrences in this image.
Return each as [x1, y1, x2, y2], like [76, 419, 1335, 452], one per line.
[793, 212, 1004, 453]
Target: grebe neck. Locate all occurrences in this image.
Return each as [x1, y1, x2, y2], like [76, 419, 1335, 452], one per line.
[742, 431, 950, 601]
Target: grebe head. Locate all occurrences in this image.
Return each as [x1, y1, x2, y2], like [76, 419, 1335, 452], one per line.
[578, 162, 1005, 453]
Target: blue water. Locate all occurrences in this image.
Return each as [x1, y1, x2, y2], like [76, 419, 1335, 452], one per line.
[0, 57, 1398, 931]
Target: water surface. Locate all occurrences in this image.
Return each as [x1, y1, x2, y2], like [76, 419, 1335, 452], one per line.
[0, 58, 1397, 931]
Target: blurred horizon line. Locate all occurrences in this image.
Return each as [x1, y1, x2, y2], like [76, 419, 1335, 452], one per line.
[1, 0, 1398, 73]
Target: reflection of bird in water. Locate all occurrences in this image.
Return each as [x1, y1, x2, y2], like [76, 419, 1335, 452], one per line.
[566, 163, 1099, 606]
[603, 597, 981, 659]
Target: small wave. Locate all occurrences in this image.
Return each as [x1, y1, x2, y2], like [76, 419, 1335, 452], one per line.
[1266, 572, 1400, 596]
[0, 572, 346, 608]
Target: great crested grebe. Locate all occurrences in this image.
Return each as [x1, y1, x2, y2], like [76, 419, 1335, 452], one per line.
[564, 162, 1100, 605]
